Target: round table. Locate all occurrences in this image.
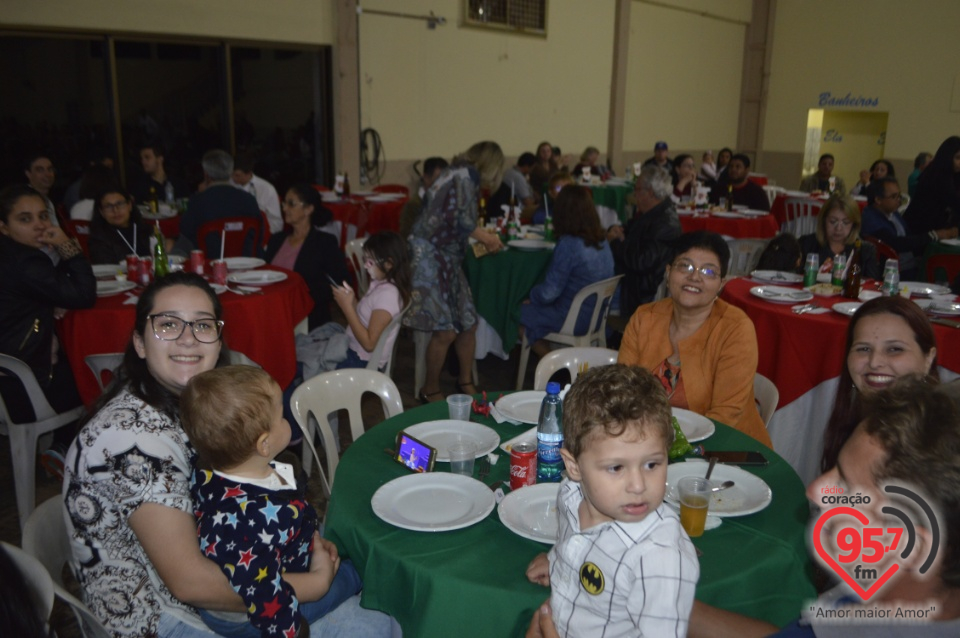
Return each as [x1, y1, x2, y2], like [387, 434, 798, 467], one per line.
[322, 194, 407, 248]
[589, 181, 634, 223]
[324, 400, 816, 638]
[60, 266, 313, 405]
[679, 211, 779, 238]
[463, 247, 553, 355]
[721, 277, 960, 484]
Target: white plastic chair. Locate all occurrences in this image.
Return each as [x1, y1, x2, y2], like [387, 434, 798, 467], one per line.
[84, 353, 123, 391]
[726, 238, 770, 277]
[783, 198, 822, 237]
[533, 347, 619, 391]
[515, 274, 623, 390]
[762, 185, 786, 208]
[345, 237, 369, 295]
[290, 369, 404, 491]
[225, 349, 262, 368]
[753, 373, 779, 428]
[22, 496, 112, 638]
[0, 354, 85, 529]
[1, 541, 54, 627]
[366, 304, 409, 377]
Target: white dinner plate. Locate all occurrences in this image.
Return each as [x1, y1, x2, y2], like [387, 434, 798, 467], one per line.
[901, 281, 951, 297]
[740, 209, 770, 217]
[226, 270, 287, 286]
[508, 239, 555, 251]
[832, 301, 862, 316]
[939, 238, 960, 247]
[365, 194, 403, 202]
[496, 391, 546, 425]
[711, 211, 744, 219]
[750, 285, 814, 304]
[404, 420, 500, 462]
[914, 299, 960, 317]
[371, 473, 495, 532]
[750, 270, 803, 285]
[665, 462, 772, 517]
[223, 257, 265, 271]
[498, 483, 560, 544]
[96, 280, 137, 297]
[732, 204, 748, 210]
[676, 209, 696, 216]
[672, 408, 715, 443]
[783, 190, 809, 198]
[210, 284, 228, 295]
[92, 264, 123, 279]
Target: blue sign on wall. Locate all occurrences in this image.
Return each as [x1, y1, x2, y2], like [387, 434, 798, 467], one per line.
[819, 92, 879, 107]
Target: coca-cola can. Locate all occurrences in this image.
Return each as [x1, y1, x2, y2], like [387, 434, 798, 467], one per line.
[190, 250, 206, 276]
[139, 257, 153, 286]
[210, 259, 228, 285]
[510, 442, 537, 490]
[125, 255, 140, 281]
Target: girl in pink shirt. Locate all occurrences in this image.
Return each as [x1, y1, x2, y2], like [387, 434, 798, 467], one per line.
[331, 231, 411, 370]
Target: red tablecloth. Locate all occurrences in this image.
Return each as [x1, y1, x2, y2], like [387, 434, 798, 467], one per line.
[60, 267, 313, 405]
[322, 195, 407, 247]
[769, 194, 866, 227]
[679, 212, 779, 238]
[721, 277, 960, 408]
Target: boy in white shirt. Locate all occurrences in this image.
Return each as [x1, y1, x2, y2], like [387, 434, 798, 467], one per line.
[526, 364, 699, 637]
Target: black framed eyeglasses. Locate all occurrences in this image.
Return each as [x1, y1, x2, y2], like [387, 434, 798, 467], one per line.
[148, 314, 224, 343]
[672, 260, 721, 279]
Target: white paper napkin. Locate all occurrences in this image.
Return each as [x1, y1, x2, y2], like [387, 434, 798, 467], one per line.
[490, 404, 521, 425]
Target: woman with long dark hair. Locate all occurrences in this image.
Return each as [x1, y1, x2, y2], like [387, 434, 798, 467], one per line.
[905, 135, 960, 233]
[820, 295, 938, 472]
[519, 185, 614, 357]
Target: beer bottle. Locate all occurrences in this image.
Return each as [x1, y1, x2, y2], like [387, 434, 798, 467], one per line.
[726, 184, 734, 211]
[153, 223, 170, 277]
[343, 172, 351, 197]
[841, 240, 862, 299]
[148, 186, 159, 214]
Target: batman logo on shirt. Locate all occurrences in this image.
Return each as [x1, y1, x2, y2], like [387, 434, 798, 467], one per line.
[579, 562, 604, 595]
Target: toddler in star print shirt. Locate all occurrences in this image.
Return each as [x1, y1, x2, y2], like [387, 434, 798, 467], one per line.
[181, 366, 362, 638]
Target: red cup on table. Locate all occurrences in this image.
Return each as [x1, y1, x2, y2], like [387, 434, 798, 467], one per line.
[125, 255, 140, 282]
[210, 259, 228, 285]
[190, 250, 205, 276]
[139, 257, 154, 286]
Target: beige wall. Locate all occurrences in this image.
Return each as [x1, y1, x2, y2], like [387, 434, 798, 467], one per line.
[1, 0, 335, 45]
[622, 1, 747, 171]
[356, 0, 615, 185]
[762, 0, 960, 188]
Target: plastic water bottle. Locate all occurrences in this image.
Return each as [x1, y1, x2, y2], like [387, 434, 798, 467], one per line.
[537, 382, 564, 483]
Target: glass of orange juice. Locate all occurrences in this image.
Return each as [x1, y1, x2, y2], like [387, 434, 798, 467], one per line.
[678, 476, 711, 538]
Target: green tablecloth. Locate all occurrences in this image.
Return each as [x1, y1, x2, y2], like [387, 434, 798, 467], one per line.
[325, 401, 816, 638]
[590, 182, 634, 222]
[921, 241, 960, 283]
[463, 248, 553, 351]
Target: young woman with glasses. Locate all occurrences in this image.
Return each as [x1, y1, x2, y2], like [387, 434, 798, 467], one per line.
[88, 188, 153, 264]
[63, 272, 393, 636]
[618, 231, 771, 446]
[798, 193, 881, 280]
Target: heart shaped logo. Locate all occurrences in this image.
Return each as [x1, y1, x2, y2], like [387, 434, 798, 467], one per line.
[812, 506, 900, 601]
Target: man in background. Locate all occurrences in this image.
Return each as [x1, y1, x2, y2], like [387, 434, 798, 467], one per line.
[231, 150, 282, 234]
[130, 143, 185, 205]
[175, 149, 261, 257]
[642, 141, 673, 173]
[800, 153, 846, 194]
[712, 154, 770, 211]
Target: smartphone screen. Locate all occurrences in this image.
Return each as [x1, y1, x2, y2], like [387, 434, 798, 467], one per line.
[326, 273, 342, 288]
[395, 432, 437, 473]
[705, 451, 769, 466]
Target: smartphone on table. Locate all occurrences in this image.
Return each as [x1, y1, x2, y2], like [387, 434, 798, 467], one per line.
[394, 431, 437, 473]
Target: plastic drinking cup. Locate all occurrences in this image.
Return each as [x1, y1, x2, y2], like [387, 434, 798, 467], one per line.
[678, 476, 711, 538]
[447, 394, 472, 421]
[448, 441, 478, 476]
